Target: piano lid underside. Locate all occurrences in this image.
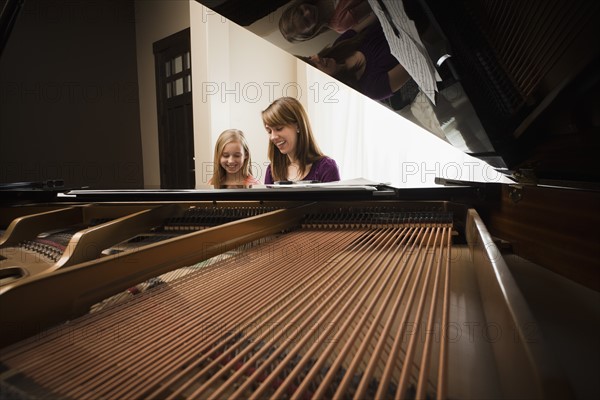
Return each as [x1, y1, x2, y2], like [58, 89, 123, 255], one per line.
[424, 0, 600, 182]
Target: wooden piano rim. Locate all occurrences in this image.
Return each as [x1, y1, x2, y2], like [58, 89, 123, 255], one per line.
[466, 210, 572, 399]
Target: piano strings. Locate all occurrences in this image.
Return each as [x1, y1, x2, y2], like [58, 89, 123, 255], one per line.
[0, 212, 452, 399]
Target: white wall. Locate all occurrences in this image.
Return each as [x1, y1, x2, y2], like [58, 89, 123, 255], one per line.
[135, 0, 190, 188]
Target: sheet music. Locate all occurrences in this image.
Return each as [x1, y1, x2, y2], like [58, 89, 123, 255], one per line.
[368, 0, 440, 104]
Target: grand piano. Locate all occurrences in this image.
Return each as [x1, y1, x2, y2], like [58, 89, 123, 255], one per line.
[0, 0, 598, 399]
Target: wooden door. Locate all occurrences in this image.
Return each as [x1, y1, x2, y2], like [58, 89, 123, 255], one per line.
[153, 28, 195, 189]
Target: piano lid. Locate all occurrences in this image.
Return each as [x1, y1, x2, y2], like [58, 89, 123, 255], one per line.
[196, 0, 600, 187]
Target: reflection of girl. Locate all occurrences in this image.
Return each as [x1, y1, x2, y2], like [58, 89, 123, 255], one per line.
[209, 129, 259, 187]
[262, 97, 340, 184]
[279, 0, 373, 42]
[301, 21, 409, 101]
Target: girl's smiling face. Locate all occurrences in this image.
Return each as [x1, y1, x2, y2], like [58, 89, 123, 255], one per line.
[296, 4, 318, 36]
[220, 141, 246, 175]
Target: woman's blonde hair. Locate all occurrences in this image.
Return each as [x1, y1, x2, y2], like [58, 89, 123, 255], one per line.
[261, 97, 324, 181]
[211, 129, 252, 185]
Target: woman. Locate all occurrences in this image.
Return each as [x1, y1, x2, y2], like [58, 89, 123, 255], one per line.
[262, 97, 340, 184]
[208, 129, 260, 187]
[279, 0, 374, 42]
[301, 20, 410, 101]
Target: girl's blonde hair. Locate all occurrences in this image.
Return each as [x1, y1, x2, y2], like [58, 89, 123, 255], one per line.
[211, 129, 252, 185]
[279, 1, 327, 43]
[261, 97, 324, 181]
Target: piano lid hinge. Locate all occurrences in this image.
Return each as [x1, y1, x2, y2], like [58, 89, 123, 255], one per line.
[511, 168, 538, 186]
[508, 185, 523, 203]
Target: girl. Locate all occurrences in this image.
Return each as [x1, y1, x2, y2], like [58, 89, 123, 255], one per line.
[262, 97, 340, 184]
[209, 129, 260, 187]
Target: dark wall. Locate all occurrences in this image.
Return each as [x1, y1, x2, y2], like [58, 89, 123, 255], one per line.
[0, 0, 143, 189]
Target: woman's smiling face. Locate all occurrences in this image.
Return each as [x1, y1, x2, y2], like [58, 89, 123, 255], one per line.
[265, 123, 298, 157]
[308, 54, 339, 75]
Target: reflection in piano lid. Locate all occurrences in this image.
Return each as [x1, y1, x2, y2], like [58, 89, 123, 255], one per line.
[203, 0, 600, 183]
